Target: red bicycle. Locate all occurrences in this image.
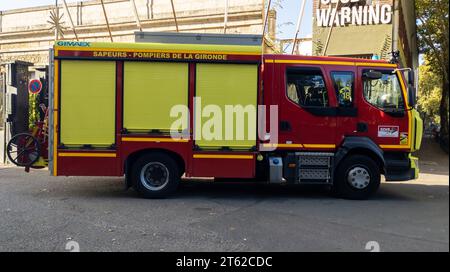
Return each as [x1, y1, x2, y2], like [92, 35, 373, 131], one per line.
[6, 104, 49, 170]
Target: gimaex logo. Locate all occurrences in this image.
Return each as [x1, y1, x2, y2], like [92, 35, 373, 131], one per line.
[56, 41, 91, 47]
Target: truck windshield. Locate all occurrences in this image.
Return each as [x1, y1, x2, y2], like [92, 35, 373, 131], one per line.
[363, 71, 405, 111]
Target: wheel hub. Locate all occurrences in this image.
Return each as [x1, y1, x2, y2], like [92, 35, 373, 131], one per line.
[140, 162, 169, 191]
[347, 166, 370, 190]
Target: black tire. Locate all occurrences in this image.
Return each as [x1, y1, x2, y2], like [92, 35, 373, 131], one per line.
[332, 155, 380, 200]
[130, 152, 180, 198]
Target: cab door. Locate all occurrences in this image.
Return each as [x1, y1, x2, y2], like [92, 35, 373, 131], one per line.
[324, 66, 361, 145]
[357, 67, 411, 150]
[276, 64, 337, 150]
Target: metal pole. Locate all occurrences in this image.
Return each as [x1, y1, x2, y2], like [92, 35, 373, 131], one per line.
[262, 0, 272, 37]
[392, 0, 399, 53]
[170, 0, 179, 32]
[224, 0, 229, 34]
[55, 0, 59, 40]
[291, 0, 306, 54]
[100, 0, 113, 42]
[261, 0, 273, 53]
[322, 1, 339, 56]
[130, 0, 143, 31]
[48, 48, 54, 173]
[62, 0, 79, 41]
[1, 69, 5, 164]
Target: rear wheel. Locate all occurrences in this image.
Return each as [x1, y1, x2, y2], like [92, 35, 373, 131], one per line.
[332, 155, 380, 200]
[131, 153, 180, 198]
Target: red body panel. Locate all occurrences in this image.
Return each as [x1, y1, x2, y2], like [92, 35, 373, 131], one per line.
[190, 153, 255, 178]
[58, 155, 120, 176]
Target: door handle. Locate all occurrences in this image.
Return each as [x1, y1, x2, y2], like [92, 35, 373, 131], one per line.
[280, 121, 291, 131]
[357, 122, 368, 133]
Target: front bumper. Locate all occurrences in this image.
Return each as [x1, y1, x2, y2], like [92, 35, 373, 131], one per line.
[384, 154, 419, 182]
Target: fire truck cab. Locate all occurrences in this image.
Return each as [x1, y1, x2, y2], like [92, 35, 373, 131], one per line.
[48, 36, 423, 200]
[262, 54, 422, 199]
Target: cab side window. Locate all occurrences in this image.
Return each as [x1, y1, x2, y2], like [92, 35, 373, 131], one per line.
[331, 72, 354, 108]
[286, 68, 329, 108]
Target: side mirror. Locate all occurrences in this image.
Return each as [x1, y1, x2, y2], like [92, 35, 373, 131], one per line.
[363, 71, 383, 80]
[408, 85, 417, 108]
[408, 70, 415, 86]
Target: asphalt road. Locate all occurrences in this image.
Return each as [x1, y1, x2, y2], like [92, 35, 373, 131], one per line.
[0, 138, 448, 252]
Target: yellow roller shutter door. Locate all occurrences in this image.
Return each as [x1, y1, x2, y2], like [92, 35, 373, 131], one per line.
[123, 62, 188, 132]
[195, 64, 258, 150]
[60, 60, 116, 147]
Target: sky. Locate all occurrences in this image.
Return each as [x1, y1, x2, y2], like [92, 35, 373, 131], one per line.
[0, 0, 314, 41]
[275, 0, 313, 53]
[0, 0, 79, 10]
[276, 0, 313, 39]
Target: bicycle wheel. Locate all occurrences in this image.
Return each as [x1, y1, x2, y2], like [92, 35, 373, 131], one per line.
[7, 133, 40, 167]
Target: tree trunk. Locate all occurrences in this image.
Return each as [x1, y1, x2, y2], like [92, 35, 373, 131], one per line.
[439, 74, 449, 152]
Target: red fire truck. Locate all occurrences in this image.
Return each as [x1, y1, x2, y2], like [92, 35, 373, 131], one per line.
[15, 36, 424, 200]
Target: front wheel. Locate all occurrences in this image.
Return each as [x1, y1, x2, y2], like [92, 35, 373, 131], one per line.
[131, 153, 180, 198]
[332, 155, 381, 200]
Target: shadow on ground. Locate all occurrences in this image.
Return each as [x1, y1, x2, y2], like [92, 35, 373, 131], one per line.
[27, 174, 446, 203]
[415, 136, 449, 175]
[1, 137, 447, 202]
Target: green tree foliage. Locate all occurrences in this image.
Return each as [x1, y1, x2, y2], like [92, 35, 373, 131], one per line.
[28, 93, 39, 130]
[416, 0, 449, 148]
[418, 59, 442, 125]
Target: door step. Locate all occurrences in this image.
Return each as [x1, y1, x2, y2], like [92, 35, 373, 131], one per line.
[295, 152, 334, 184]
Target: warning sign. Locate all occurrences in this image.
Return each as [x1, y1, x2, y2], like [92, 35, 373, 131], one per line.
[29, 79, 42, 94]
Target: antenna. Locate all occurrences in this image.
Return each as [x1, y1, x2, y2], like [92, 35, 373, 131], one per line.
[292, 0, 307, 54]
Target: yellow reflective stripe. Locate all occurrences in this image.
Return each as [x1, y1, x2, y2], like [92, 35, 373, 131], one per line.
[262, 143, 335, 149]
[58, 152, 117, 158]
[121, 137, 189, 143]
[273, 59, 355, 66]
[53, 60, 59, 176]
[262, 143, 303, 148]
[193, 154, 253, 159]
[356, 62, 397, 68]
[380, 145, 410, 149]
[303, 144, 336, 149]
[264, 59, 397, 68]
